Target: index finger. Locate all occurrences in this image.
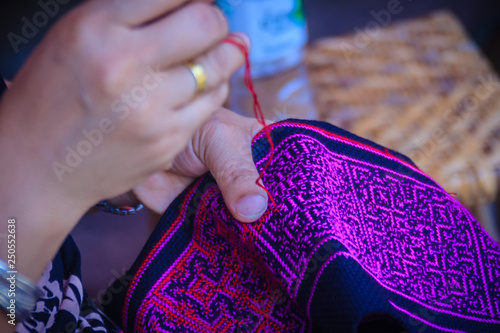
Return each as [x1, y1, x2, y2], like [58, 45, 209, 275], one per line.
[106, 0, 212, 26]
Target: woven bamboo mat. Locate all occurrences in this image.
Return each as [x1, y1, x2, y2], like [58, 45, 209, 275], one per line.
[306, 11, 500, 208]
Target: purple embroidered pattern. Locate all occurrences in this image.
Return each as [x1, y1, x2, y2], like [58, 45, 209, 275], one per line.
[112, 120, 500, 333]
[263, 135, 500, 321]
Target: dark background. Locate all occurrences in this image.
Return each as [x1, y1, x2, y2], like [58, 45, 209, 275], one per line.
[1, 0, 499, 300]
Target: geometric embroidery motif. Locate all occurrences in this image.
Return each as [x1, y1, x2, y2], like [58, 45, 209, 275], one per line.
[122, 121, 500, 332]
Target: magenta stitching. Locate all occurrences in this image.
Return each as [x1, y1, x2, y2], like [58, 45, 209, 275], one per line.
[253, 122, 427, 178]
[257, 135, 445, 196]
[389, 301, 468, 333]
[334, 252, 500, 323]
[472, 218, 495, 318]
[306, 250, 349, 318]
[258, 136, 499, 322]
[135, 185, 219, 332]
[123, 178, 205, 330]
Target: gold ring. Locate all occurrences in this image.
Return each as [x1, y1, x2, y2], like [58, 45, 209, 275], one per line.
[185, 61, 207, 93]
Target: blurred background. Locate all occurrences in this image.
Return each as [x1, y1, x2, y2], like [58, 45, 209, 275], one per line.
[2, 0, 500, 77]
[1, 0, 500, 301]
[305, 0, 500, 68]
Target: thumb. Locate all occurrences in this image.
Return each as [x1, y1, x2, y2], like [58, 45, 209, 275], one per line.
[201, 114, 268, 223]
[213, 155, 268, 223]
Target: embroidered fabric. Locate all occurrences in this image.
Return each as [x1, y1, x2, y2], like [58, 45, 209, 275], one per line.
[103, 119, 500, 333]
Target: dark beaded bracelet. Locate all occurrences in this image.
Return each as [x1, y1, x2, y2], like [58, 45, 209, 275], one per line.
[95, 200, 144, 216]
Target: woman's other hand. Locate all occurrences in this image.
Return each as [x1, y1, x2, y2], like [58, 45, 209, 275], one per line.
[0, 0, 247, 290]
[133, 108, 269, 223]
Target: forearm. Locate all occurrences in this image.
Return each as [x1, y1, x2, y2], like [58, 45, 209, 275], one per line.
[0, 144, 85, 328]
[0, 192, 82, 281]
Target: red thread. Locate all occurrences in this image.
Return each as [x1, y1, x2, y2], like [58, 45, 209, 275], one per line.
[384, 147, 395, 159]
[223, 36, 277, 208]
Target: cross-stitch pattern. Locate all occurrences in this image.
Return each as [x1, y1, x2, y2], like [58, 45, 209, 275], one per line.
[104, 119, 500, 333]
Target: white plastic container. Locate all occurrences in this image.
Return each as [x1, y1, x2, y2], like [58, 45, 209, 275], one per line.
[218, 0, 317, 120]
[218, 0, 308, 78]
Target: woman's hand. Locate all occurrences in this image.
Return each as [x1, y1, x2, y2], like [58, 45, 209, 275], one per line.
[132, 108, 269, 223]
[0, 0, 247, 216]
[0, 0, 247, 292]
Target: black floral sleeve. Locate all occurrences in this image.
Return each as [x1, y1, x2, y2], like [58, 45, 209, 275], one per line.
[16, 236, 121, 333]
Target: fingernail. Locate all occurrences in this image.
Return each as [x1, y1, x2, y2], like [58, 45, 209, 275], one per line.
[231, 32, 251, 49]
[235, 195, 267, 221]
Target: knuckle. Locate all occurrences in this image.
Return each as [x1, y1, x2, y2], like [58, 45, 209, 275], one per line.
[93, 58, 132, 95]
[223, 165, 255, 185]
[55, 7, 105, 54]
[189, 3, 228, 38]
[53, 7, 132, 95]
[206, 46, 230, 83]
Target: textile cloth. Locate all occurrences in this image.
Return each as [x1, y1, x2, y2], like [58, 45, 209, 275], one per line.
[104, 119, 500, 333]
